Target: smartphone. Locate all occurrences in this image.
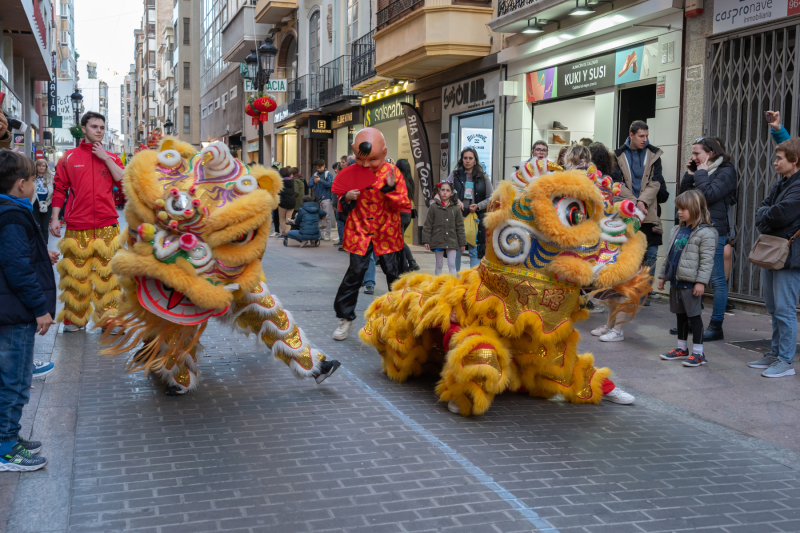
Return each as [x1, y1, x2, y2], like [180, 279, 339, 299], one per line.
[688, 160, 698, 172]
[766, 111, 772, 123]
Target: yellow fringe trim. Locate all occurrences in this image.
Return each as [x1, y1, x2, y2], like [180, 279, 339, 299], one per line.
[59, 290, 93, 312]
[58, 276, 93, 297]
[57, 308, 90, 326]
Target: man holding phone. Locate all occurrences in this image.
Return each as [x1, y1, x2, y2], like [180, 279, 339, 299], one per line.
[50, 112, 124, 332]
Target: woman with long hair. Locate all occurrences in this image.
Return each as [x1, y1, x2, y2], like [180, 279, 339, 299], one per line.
[396, 159, 420, 271]
[679, 137, 738, 341]
[32, 159, 53, 242]
[446, 147, 494, 269]
[588, 142, 614, 177]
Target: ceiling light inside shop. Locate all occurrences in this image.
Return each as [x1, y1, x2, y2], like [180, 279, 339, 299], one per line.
[569, 0, 594, 15]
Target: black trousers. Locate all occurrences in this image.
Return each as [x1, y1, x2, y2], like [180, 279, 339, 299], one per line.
[400, 212, 415, 266]
[32, 201, 51, 244]
[334, 243, 404, 321]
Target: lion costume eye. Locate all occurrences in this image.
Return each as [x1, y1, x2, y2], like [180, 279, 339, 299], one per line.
[232, 229, 257, 245]
[492, 221, 533, 264]
[554, 197, 588, 227]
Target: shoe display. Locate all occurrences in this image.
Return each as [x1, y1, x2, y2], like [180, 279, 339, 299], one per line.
[748, 353, 778, 369]
[32, 359, 54, 378]
[552, 134, 567, 144]
[364, 285, 375, 295]
[603, 387, 635, 405]
[0, 444, 47, 472]
[618, 51, 637, 77]
[659, 348, 689, 361]
[333, 319, 354, 341]
[683, 353, 707, 367]
[599, 329, 624, 342]
[552, 121, 568, 130]
[762, 360, 795, 378]
[16, 436, 42, 454]
[312, 360, 341, 384]
[591, 324, 611, 337]
[703, 320, 724, 341]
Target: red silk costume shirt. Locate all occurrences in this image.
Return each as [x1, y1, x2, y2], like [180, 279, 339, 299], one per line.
[342, 163, 411, 256]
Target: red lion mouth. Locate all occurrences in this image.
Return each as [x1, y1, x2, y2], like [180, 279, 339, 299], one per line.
[136, 276, 229, 325]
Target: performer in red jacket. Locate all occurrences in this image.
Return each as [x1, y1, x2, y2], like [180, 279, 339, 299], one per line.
[50, 112, 125, 331]
[332, 128, 411, 340]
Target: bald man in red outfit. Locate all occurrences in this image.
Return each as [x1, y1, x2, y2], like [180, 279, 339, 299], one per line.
[332, 128, 411, 340]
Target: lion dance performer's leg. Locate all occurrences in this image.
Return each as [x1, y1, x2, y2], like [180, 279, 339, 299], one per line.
[56, 225, 122, 327]
[224, 280, 340, 382]
[435, 325, 514, 416]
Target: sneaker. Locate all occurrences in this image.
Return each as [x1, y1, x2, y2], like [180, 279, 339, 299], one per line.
[283, 238, 288, 247]
[364, 285, 374, 295]
[762, 360, 795, 378]
[165, 385, 189, 396]
[603, 387, 635, 404]
[338, 247, 345, 252]
[32, 359, 54, 378]
[682, 353, 707, 367]
[591, 324, 611, 336]
[748, 353, 779, 369]
[324, 236, 331, 241]
[669, 327, 678, 335]
[16, 436, 42, 454]
[660, 348, 689, 361]
[599, 329, 624, 342]
[0, 443, 47, 472]
[408, 260, 421, 272]
[333, 319, 354, 341]
[312, 359, 341, 384]
[300, 241, 309, 248]
[63, 324, 82, 332]
[589, 305, 605, 314]
[333, 240, 341, 246]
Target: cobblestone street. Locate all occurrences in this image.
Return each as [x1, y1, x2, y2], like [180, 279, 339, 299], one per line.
[5, 239, 800, 533]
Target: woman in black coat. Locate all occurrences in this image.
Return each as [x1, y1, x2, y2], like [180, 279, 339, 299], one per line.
[679, 138, 737, 341]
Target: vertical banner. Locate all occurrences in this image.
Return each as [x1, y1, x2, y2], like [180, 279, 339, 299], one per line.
[48, 79, 57, 117]
[401, 102, 434, 207]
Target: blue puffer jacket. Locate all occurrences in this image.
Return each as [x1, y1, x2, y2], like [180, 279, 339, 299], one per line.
[293, 202, 326, 239]
[308, 170, 334, 201]
[0, 197, 57, 325]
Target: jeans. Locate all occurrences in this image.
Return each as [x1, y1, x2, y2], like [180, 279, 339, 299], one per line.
[400, 212, 416, 266]
[761, 268, 800, 364]
[0, 322, 36, 442]
[337, 218, 345, 243]
[364, 252, 376, 287]
[334, 244, 403, 321]
[285, 230, 305, 243]
[710, 236, 728, 323]
[318, 199, 335, 238]
[454, 245, 479, 271]
[644, 245, 658, 274]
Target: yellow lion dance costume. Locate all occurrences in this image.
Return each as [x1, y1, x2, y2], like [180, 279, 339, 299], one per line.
[360, 160, 650, 415]
[100, 139, 340, 395]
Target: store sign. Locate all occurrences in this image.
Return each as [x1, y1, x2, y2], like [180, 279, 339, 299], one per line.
[461, 128, 493, 178]
[364, 94, 413, 126]
[274, 108, 289, 123]
[526, 43, 659, 102]
[308, 115, 333, 139]
[47, 78, 57, 116]
[442, 71, 498, 114]
[57, 81, 76, 128]
[266, 79, 287, 92]
[244, 79, 256, 93]
[713, 0, 799, 34]
[332, 108, 362, 128]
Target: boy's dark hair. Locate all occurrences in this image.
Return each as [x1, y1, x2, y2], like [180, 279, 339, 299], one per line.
[302, 195, 313, 202]
[291, 167, 300, 175]
[314, 159, 325, 168]
[81, 111, 106, 127]
[629, 120, 648, 134]
[532, 140, 548, 152]
[0, 150, 36, 194]
[279, 167, 292, 178]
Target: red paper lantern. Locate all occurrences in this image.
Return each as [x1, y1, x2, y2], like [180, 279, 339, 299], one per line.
[244, 102, 260, 126]
[252, 96, 277, 124]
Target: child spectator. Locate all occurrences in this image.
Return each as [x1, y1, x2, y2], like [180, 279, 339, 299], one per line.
[277, 167, 296, 237]
[422, 181, 466, 276]
[658, 189, 718, 367]
[284, 195, 326, 247]
[0, 150, 58, 471]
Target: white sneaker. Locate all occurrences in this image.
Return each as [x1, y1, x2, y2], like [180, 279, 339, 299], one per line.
[591, 325, 611, 336]
[603, 387, 635, 404]
[333, 319, 354, 341]
[447, 400, 461, 414]
[599, 329, 624, 342]
[590, 305, 606, 314]
[324, 236, 331, 241]
[63, 324, 81, 333]
[269, 232, 279, 237]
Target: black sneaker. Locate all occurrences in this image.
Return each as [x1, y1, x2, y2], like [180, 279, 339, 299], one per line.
[0, 443, 47, 472]
[408, 260, 421, 272]
[683, 353, 707, 367]
[165, 385, 188, 396]
[16, 436, 42, 454]
[669, 327, 678, 335]
[313, 360, 341, 384]
[338, 247, 345, 252]
[364, 286, 374, 295]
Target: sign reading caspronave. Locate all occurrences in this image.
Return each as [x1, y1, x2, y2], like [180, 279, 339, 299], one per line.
[713, 0, 800, 34]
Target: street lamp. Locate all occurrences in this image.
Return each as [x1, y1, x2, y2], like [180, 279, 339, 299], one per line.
[70, 90, 83, 147]
[164, 118, 174, 136]
[243, 38, 278, 165]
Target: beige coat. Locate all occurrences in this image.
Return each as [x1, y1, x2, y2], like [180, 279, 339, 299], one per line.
[614, 145, 664, 226]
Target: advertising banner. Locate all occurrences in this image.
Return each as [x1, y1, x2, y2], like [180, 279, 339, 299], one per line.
[47, 78, 57, 117]
[364, 94, 413, 126]
[460, 128, 493, 176]
[713, 0, 798, 34]
[56, 81, 76, 128]
[401, 103, 434, 208]
[526, 43, 659, 102]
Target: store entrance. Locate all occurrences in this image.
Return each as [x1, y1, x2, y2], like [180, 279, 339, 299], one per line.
[449, 109, 493, 177]
[531, 95, 596, 163]
[616, 84, 656, 148]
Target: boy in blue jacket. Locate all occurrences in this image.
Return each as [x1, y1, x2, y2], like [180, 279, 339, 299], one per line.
[0, 150, 58, 472]
[308, 159, 335, 241]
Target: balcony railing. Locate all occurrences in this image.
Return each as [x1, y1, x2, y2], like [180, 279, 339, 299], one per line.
[350, 31, 376, 86]
[497, 0, 535, 17]
[377, 0, 424, 29]
[319, 55, 361, 107]
[286, 75, 319, 115]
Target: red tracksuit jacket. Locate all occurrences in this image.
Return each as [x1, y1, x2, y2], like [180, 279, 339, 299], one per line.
[52, 141, 124, 230]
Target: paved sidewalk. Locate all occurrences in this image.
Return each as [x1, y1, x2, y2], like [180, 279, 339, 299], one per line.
[6, 238, 800, 533]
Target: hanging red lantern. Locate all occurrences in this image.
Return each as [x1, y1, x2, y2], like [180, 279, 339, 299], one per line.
[252, 95, 277, 124]
[244, 102, 260, 126]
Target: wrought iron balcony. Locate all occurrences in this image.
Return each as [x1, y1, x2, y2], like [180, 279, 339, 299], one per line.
[377, 0, 424, 29]
[319, 55, 361, 107]
[498, 0, 535, 17]
[350, 31, 377, 86]
[286, 75, 319, 115]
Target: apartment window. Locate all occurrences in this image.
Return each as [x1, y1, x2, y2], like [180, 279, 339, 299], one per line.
[183, 106, 191, 132]
[183, 62, 190, 88]
[183, 18, 190, 44]
[347, 0, 358, 48]
[148, 23, 155, 34]
[149, 51, 155, 65]
[222, 93, 228, 105]
[214, 98, 220, 109]
[202, 107, 207, 118]
[230, 87, 237, 100]
[309, 11, 320, 74]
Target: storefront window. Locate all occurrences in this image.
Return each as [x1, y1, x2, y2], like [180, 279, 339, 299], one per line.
[450, 110, 493, 177]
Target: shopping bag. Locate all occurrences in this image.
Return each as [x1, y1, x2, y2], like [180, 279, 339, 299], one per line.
[464, 212, 479, 247]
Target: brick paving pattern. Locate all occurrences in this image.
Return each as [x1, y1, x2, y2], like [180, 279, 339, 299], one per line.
[63, 243, 800, 533]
